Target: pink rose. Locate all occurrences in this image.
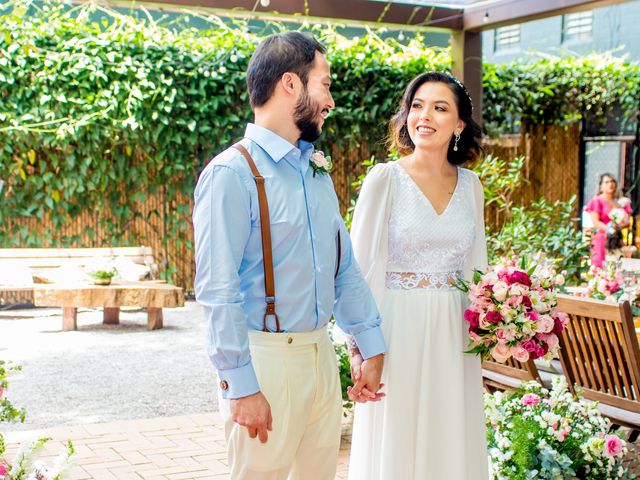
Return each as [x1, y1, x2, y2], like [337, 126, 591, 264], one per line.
[605, 280, 620, 294]
[530, 344, 545, 360]
[538, 333, 559, 351]
[521, 295, 532, 309]
[492, 281, 509, 301]
[525, 310, 539, 321]
[521, 339, 537, 353]
[0, 462, 7, 477]
[506, 270, 532, 287]
[509, 284, 527, 297]
[536, 315, 555, 334]
[604, 435, 623, 456]
[511, 345, 530, 362]
[521, 393, 541, 406]
[464, 309, 480, 329]
[491, 342, 511, 363]
[479, 313, 493, 329]
[485, 311, 503, 325]
[552, 317, 566, 335]
[468, 330, 482, 345]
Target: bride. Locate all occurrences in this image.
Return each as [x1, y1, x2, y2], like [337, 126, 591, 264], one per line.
[347, 72, 489, 479]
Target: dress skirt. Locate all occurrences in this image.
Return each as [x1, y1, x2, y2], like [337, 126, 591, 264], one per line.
[347, 287, 489, 480]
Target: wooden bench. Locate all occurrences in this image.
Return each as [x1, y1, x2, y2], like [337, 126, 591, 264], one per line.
[0, 247, 157, 306]
[0, 247, 185, 331]
[34, 281, 184, 331]
[556, 294, 640, 436]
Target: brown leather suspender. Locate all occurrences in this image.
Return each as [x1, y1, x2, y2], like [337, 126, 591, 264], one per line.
[233, 143, 280, 333]
[231, 141, 342, 333]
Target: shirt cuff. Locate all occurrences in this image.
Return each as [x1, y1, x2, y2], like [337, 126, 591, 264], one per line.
[217, 362, 260, 400]
[354, 326, 386, 360]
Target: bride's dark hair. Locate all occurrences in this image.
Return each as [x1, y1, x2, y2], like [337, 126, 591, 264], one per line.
[388, 72, 482, 165]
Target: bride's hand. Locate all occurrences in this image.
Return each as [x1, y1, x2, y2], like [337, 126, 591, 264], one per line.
[349, 351, 364, 382]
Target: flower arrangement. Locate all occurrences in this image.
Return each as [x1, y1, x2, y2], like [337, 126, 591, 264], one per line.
[458, 258, 568, 363]
[580, 263, 624, 303]
[578, 262, 640, 314]
[485, 377, 634, 480]
[1, 362, 74, 480]
[310, 150, 332, 176]
[0, 437, 74, 480]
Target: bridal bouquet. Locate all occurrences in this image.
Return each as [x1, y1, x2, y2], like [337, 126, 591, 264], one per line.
[485, 377, 633, 479]
[458, 258, 568, 363]
[609, 207, 629, 228]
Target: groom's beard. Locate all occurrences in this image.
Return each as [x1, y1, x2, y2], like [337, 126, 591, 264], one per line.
[294, 88, 322, 143]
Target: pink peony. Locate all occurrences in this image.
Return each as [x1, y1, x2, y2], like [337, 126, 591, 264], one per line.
[491, 342, 511, 362]
[511, 345, 530, 362]
[506, 270, 532, 287]
[604, 435, 623, 456]
[521, 393, 541, 406]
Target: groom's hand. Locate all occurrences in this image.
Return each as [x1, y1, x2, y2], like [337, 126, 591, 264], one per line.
[231, 391, 273, 443]
[348, 353, 385, 403]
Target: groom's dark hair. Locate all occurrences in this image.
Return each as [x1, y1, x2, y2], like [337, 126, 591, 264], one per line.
[247, 32, 325, 109]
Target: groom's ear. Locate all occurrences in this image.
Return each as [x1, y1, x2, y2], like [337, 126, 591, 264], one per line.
[280, 72, 298, 96]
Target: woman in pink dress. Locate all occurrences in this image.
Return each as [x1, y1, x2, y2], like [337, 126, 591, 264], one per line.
[585, 173, 632, 268]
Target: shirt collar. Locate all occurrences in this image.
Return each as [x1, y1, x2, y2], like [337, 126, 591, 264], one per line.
[244, 124, 314, 168]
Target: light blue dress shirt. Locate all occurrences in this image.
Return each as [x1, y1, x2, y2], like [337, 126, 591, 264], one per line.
[193, 123, 386, 399]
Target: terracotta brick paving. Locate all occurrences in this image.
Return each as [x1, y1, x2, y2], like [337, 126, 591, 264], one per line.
[3, 413, 351, 480]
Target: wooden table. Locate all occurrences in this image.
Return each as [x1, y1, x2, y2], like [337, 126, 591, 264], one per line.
[34, 282, 185, 331]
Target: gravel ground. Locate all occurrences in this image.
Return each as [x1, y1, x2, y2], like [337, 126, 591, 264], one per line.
[0, 301, 218, 431]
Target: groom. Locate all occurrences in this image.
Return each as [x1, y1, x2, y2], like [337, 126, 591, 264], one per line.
[193, 32, 385, 479]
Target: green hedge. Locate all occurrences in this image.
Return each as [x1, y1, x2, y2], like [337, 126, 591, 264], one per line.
[1, 1, 638, 264]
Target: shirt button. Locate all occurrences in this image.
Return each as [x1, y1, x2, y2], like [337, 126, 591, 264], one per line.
[220, 380, 229, 390]
[287, 336, 293, 344]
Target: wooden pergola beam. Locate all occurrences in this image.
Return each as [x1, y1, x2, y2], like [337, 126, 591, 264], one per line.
[145, 0, 464, 30]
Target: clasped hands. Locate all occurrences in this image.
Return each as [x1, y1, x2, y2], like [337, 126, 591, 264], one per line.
[347, 352, 385, 403]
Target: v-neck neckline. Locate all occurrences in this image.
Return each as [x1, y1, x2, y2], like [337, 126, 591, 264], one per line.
[394, 162, 460, 217]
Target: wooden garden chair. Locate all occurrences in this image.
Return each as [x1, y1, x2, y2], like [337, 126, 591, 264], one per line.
[556, 294, 640, 438]
[482, 356, 556, 392]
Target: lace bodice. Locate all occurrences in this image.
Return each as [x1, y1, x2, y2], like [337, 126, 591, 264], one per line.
[386, 163, 476, 284]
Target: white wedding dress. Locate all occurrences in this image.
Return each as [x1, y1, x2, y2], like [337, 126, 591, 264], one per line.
[347, 161, 489, 480]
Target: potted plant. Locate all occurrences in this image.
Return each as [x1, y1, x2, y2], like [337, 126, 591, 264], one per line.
[89, 268, 117, 286]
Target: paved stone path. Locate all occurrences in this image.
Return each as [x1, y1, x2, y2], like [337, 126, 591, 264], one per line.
[3, 413, 351, 479]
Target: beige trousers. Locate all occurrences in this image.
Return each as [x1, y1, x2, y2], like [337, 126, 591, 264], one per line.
[219, 327, 342, 480]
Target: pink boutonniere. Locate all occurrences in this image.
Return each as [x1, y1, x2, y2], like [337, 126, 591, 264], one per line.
[310, 150, 332, 177]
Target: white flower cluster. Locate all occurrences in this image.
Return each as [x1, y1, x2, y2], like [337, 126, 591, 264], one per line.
[485, 377, 632, 479]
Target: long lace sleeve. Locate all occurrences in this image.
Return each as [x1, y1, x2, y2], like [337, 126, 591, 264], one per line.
[350, 163, 394, 309]
[463, 171, 488, 280]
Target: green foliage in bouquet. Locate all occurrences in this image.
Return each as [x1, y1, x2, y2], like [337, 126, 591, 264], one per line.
[485, 377, 635, 480]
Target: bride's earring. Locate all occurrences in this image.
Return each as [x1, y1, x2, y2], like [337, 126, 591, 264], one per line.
[453, 132, 461, 151]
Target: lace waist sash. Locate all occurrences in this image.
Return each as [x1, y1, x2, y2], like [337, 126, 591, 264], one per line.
[385, 271, 461, 290]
